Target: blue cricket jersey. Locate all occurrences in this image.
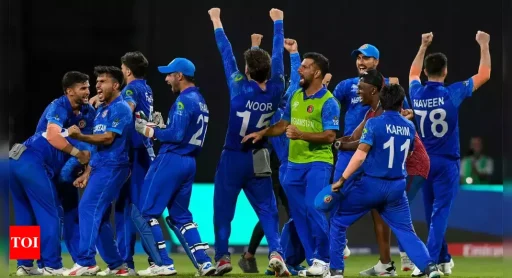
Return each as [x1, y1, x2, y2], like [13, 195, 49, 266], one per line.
[409, 79, 474, 159]
[36, 95, 96, 134]
[90, 95, 132, 168]
[214, 20, 285, 151]
[333, 77, 411, 136]
[154, 87, 209, 157]
[121, 79, 154, 151]
[360, 111, 416, 179]
[268, 52, 301, 163]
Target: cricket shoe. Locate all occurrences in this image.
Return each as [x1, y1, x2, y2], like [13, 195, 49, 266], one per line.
[359, 260, 398, 276]
[266, 264, 302, 276]
[343, 239, 351, 259]
[328, 269, 345, 278]
[16, 265, 43, 276]
[298, 259, 329, 277]
[137, 264, 177, 276]
[268, 251, 291, 277]
[438, 262, 452, 276]
[238, 252, 259, 273]
[400, 252, 415, 271]
[214, 255, 233, 276]
[42, 267, 69, 276]
[411, 266, 444, 277]
[97, 263, 131, 276]
[62, 264, 100, 276]
[196, 262, 216, 276]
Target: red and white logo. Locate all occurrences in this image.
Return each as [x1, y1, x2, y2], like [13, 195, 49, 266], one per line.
[448, 243, 503, 257]
[10, 226, 40, 260]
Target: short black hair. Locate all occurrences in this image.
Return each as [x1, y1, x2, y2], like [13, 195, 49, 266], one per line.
[94, 66, 124, 86]
[183, 75, 195, 84]
[359, 69, 385, 91]
[62, 71, 89, 92]
[303, 52, 329, 77]
[244, 48, 271, 83]
[424, 52, 448, 77]
[380, 84, 405, 111]
[121, 51, 149, 78]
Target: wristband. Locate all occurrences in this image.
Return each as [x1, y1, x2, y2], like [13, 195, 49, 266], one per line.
[70, 147, 79, 157]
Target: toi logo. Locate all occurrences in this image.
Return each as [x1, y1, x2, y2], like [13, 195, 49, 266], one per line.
[10, 226, 40, 260]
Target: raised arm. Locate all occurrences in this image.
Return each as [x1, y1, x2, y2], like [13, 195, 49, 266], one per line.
[209, 8, 239, 81]
[471, 31, 491, 92]
[284, 39, 301, 98]
[269, 9, 284, 80]
[409, 32, 433, 85]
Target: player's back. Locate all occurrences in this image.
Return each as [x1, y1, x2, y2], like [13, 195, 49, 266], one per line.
[90, 97, 132, 168]
[224, 75, 282, 151]
[121, 79, 154, 149]
[159, 88, 209, 157]
[362, 112, 416, 179]
[410, 80, 473, 159]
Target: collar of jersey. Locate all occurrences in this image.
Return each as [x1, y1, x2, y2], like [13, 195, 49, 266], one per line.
[100, 94, 122, 109]
[382, 110, 401, 115]
[302, 86, 327, 100]
[180, 86, 198, 95]
[425, 81, 444, 86]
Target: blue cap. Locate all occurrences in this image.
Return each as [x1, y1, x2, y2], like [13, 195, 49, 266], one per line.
[158, 58, 195, 77]
[351, 44, 380, 59]
[314, 184, 344, 213]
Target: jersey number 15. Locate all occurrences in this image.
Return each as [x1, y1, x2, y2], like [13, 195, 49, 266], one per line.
[189, 114, 209, 147]
[236, 111, 274, 137]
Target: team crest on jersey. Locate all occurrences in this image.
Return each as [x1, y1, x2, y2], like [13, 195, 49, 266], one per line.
[102, 110, 108, 118]
[125, 89, 134, 96]
[323, 195, 333, 203]
[307, 105, 314, 113]
[78, 120, 86, 128]
[234, 73, 244, 82]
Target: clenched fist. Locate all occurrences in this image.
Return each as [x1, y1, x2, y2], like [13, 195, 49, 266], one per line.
[476, 31, 490, 45]
[286, 125, 303, 140]
[251, 34, 263, 47]
[284, 38, 298, 53]
[68, 125, 82, 138]
[208, 8, 221, 20]
[269, 8, 283, 22]
[421, 32, 433, 47]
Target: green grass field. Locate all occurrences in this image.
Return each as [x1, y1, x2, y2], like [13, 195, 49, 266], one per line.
[9, 254, 504, 277]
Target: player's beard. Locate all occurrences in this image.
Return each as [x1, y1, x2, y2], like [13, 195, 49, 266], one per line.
[300, 78, 311, 91]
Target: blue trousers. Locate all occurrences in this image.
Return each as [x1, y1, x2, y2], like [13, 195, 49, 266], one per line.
[10, 151, 63, 269]
[330, 175, 433, 271]
[214, 149, 282, 261]
[333, 151, 354, 182]
[282, 162, 332, 264]
[115, 147, 152, 269]
[139, 152, 210, 266]
[395, 175, 426, 252]
[77, 166, 130, 268]
[56, 181, 81, 263]
[422, 156, 458, 264]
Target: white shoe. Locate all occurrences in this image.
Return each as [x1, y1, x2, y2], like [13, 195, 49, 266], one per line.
[126, 268, 137, 276]
[62, 264, 100, 276]
[400, 252, 415, 272]
[343, 239, 351, 259]
[359, 260, 398, 276]
[298, 259, 329, 277]
[196, 262, 216, 276]
[136, 264, 177, 276]
[268, 252, 291, 277]
[449, 258, 454, 269]
[96, 264, 130, 276]
[411, 267, 424, 277]
[16, 266, 43, 276]
[438, 262, 452, 276]
[42, 267, 69, 276]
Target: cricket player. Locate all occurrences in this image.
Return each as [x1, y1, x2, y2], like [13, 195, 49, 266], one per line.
[327, 83, 442, 278]
[209, 7, 290, 277]
[10, 71, 92, 276]
[131, 57, 215, 276]
[63, 66, 132, 276]
[331, 69, 430, 276]
[111, 51, 155, 275]
[408, 31, 491, 276]
[243, 51, 340, 277]
[239, 37, 308, 276]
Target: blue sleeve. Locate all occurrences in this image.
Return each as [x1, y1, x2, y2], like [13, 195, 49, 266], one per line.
[270, 20, 284, 80]
[321, 98, 341, 131]
[45, 103, 68, 127]
[106, 104, 132, 135]
[282, 92, 295, 123]
[403, 98, 410, 109]
[284, 52, 301, 99]
[121, 85, 137, 106]
[448, 78, 474, 108]
[154, 98, 191, 143]
[214, 28, 240, 84]
[409, 80, 422, 98]
[359, 119, 375, 146]
[332, 79, 349, 103]
[57, 140, 94, 184]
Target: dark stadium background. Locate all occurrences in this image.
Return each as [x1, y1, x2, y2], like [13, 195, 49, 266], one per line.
[8, 0, 504, 250]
